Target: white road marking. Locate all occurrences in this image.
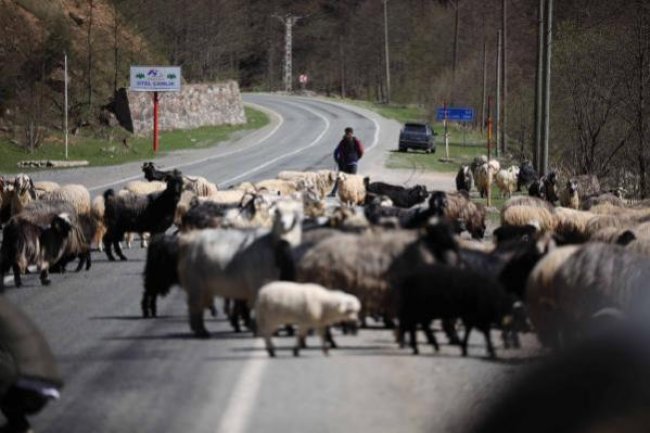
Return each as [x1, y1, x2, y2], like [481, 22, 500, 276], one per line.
[218, 99, 331, 186]
[87, 102, 284, 192]
[212, 97, 383, 433]
[214, 356, 268, 433]
[3, 276, 12, 286]
[86, 97, 381, 192]
[294, 96, 381, 152]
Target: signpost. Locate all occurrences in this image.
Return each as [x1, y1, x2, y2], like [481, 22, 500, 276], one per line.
[435, 107, 475, 122]
[130, 66, 181, 152]
[436, 106, 475, 159]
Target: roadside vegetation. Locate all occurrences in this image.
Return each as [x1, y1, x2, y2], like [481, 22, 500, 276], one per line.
[0, 106, 268, 173]
[346, 100, 493, 173]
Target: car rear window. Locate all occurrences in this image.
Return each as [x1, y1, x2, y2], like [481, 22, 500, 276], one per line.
[404, 124, 427, 133]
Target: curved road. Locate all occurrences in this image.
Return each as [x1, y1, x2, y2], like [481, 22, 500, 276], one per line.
[3, 95, 531, 433]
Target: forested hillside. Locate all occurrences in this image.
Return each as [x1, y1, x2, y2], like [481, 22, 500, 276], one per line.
[124, 0, 648, 194]
[0, 0, 160, 151]
[0, 0, 648, 195]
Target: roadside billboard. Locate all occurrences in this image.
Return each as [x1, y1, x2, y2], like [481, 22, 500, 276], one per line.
[130, 66, 181, 92]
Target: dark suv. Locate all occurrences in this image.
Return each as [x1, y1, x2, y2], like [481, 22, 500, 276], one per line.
[398, 122, 436, 153]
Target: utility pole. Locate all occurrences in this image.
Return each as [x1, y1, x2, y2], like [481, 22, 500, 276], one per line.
[541, 0, 553, 175]
[452, 0, 460, 102]
[339, 35, 346, 98]
[480, 14, 487, 134]
[487, 96, 493, 207]
[533, 0, 545, 173]
[64, 51, 69, 160]
[274, 14, 302, 93]
[481, 39, 487, 135]
[383, 0, 391, 103]
[501, 0, 508, 154]
[495, 29, 502, 158]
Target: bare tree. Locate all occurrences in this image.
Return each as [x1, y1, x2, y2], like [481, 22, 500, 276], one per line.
[86, 0, 94, 110]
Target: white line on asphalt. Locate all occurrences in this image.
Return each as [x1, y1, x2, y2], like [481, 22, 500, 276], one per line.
[293, 96, 381, 152]
[3, 276, 12, 286]
[87, 102, 284, 193]
[214, 357, 267, 433]
[217, 99, 331, 186]
[367, 116, 380, 152]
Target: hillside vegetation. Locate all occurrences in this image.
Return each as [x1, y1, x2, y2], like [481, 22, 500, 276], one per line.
[0, 0, 160, 152]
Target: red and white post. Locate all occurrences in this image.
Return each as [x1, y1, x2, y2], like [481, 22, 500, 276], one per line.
[153, 91, 159, 153]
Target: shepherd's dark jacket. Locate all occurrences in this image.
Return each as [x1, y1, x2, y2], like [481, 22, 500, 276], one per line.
[334, 137, 364, 167]
[0, 296, 62, 397]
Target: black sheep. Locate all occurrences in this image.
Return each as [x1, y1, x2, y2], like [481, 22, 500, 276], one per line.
[528, 171, 558, 203]
[364, 179, 429, 208]
[397, 264, 523, 357]
[0, 213, 73, 288]
[52, 213, 98, 273]
[142, 233, 179, 318]
[363, 199, 436, 229]
[141, 233, 217, 319]
[180, 199, 235, 231]
[1, 201, 77, 289]
[455, 166, 474, 192]
[517, 160, 537, 191]
[421, 232, 550, 348]
[103, 174, 183, 261]
[493, 224, 539, 246]
[142, 161, 175, 182]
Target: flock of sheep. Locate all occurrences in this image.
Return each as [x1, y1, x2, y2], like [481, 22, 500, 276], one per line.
[1, 156, 649, 360]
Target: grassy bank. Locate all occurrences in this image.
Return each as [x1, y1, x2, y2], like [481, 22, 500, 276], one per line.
[386, 141, 491, 173]
[0, 106, 268, 173]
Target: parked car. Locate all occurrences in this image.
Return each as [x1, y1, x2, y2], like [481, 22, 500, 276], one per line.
[398, 122, 436, 153]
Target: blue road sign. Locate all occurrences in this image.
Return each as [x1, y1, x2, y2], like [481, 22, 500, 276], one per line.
[436, 107, 474, 122]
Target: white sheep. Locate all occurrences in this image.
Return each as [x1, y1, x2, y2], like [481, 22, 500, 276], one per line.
[553, 207, 595, 242]
[336, 172, 366, 205]
[123, 180, 167, 195]
[495, 165, 520, 198]
[10, 174, 34, 216]
[91, 195, 106, 251]
[501, 205, 557, 233]
[232, 181, 256, 192]
[33, 181, 60, 199]
[41, 184, 91, 216]
[559, 179, 580, 209]
[183, 175, 218, 197]
[526, 245, 580, 346]
[475, 160, 500, 198]
[255, 281, 361, 357]
[199, 190, 248, 207]
[255, 178, 301, 196]
[277, 170, 337, 199]
[174, 190, 198, 226]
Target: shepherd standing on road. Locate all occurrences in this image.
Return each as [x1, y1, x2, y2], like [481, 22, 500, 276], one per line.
[329, 127, 364, 196]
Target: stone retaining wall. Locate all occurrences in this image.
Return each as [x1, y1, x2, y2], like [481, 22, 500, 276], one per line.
[124, 80, 246, 136]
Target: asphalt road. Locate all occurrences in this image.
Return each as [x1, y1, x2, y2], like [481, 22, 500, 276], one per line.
[3, 94, 538, 433]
